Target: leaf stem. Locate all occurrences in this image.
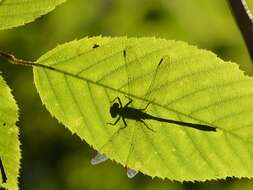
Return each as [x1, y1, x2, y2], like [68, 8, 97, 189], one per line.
[0, 50, 221, 130]
[227, 0, 253, 62]
[0, 50, 55, 71]
[0, 50, 34, 66]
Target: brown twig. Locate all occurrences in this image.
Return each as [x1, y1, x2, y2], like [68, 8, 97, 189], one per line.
[0, 50, 35, 66]
[228, 0, 253, 62]
[0, 50, 56, 72]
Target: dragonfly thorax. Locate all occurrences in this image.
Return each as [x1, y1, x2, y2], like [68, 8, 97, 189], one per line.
[110, 102, 120, 118]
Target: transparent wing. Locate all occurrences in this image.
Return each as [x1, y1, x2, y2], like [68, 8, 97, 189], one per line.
[117, 46, 169, 177]
[94, 45, 170, 176]
[119, 47, 169, 107]
[126, 168, 139, 178]
[90, 153, 108, 165]
[121, 46, 140, 176]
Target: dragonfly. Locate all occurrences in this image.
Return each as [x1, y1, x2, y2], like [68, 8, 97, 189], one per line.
[108, 96, 216, 132]
[91, 46, 216, 179]
[0, 157, 7, 186]
[107, 53, 216, 132]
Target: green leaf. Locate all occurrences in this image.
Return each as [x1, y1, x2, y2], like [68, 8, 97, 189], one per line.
[34, 36, 253, 181]
[0, 75, 20, 190]
[0, 0, 66, 30]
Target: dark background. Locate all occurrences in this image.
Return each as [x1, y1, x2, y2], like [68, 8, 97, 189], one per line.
[1, 0, 253, 189]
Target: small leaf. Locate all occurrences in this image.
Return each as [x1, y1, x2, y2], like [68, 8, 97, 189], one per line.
[0, 75, 20, 190]
[0, 0, 66, 30]
[34, 36, 253, 181]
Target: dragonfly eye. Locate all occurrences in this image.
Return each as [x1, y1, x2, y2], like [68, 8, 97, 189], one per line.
[110, 103, 119, 118]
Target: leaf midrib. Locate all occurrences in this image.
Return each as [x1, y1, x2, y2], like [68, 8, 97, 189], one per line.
[36, 65, 221, 128]
[35, 57, 253, 145]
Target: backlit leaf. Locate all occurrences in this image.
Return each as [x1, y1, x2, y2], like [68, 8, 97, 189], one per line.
[0, 0, 66, 30]
[34, 36, 253, 181]
[0, 75, 20, 190]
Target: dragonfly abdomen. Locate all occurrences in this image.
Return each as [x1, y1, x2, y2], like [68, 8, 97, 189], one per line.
[147, 115, 216, 132]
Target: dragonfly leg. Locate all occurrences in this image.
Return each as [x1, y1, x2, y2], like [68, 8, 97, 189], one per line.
[124, 96, 133, 107]
[122, 117, 127, 127]
[119, 118, 128, 130]
[110, 97, 123, 108]
[119, 125, 127, 130]
[140, 120, 155, 132]
[107, 116, 121, 126]
[140, 102, 151, 111]
[139, 120, 155, 132]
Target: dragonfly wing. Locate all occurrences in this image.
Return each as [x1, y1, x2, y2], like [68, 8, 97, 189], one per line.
[122, 46, 170, 108]
[120, 47, 170, 178]
[90, 153, 108, 165]
[126, 168, 139, 178]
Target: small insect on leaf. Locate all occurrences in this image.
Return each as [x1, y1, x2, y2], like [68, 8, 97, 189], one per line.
[90, 153, 108, 165]
[92, 44, 100, 49]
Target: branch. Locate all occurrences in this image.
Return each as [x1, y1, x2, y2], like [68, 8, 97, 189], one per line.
[228, 0, 253, 62]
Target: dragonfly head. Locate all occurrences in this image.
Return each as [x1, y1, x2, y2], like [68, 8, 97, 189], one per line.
[110, 103, 119, 118]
